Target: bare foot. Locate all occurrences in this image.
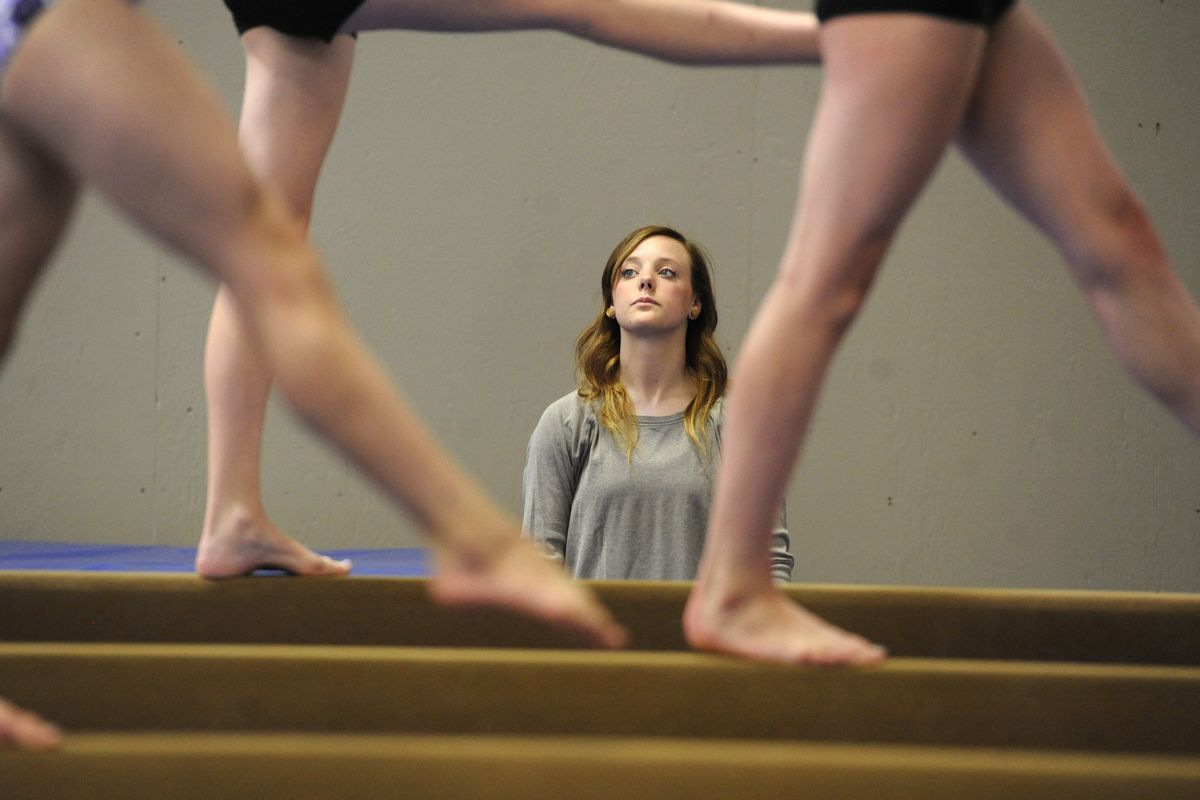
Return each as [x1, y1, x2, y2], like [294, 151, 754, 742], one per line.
[684, 584, 886, 666]
[429, 536, 627, 649]
[196, 506, 352, 578]
[0, 696, 61, 751]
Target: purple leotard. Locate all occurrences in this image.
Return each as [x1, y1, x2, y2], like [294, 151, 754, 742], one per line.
[0, 0, 53, 74]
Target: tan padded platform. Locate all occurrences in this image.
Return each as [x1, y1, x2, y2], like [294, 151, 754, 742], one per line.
[2, 572, 1198, 796]
[4, 734, 1199, 799]
[1, 643, 1197, 753]
[2, 571, 1197, 663]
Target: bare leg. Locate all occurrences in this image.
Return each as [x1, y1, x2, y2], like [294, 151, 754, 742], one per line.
[2, 0, 624, 647]
[956, 5, 1200, 433]
[687, 14, 990, 665]
[201, 1, 815, 579]
[0, 118, 78, 363]
[0, 59, 80, 761]
[199, 0, 816, 580]
[344, 0, 821, 64]
[198, 30, 357, 578]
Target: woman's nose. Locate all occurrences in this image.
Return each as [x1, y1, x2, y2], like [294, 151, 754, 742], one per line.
[640, 273, 654, 289]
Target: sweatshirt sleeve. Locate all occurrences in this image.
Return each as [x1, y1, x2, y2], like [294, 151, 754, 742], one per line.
[521, 397, 581, 562]
[770, 502, 795, 583]
[711, 399, 794, 582]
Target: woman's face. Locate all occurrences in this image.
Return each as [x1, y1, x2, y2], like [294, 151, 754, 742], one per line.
[610, 236, 699, 336]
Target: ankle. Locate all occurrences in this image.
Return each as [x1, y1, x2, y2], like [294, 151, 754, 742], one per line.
[201, 499, 265, 540]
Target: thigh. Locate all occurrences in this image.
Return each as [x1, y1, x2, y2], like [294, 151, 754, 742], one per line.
[955, 3, 1132, 253]
[0, 117, 77, 329]
[238, 27, 355, 222]
[780, 13, 986, 291]
[0, 0, 270, 272]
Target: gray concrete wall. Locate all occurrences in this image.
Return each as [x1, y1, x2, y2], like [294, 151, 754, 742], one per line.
[1, 1, 1197, 591]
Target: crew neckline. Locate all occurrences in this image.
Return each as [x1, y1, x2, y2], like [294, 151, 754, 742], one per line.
[636, 410, 686, 427]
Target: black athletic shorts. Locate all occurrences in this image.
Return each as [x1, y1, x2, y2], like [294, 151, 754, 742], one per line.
[817, 0, 1017, 27]
[222, 0, 366, 41]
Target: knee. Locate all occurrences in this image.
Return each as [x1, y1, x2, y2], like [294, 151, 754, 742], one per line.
[248, 258, 351, 420]
[217, 182, 323, 298]
[262, 295, 354, 427]
[237, 179, 305, 248]
[259, 247, 335, 316]
[765, 271, 874, 348]
[248, 246, 338, 358]
[1063, 189, 1169, 295]
[823, 279, 874, 338]
[776, 235, 890, 338]
[218, 189, 345, 413]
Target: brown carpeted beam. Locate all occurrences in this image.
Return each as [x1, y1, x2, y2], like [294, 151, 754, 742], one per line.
[0, 643, 1196, 754]
[3, 734, 1198, 799]
[0, 572, 1197, 663]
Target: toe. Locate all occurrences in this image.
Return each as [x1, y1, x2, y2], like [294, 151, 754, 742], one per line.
[288, 552, 352, 577]
[315, 555, 352, 576]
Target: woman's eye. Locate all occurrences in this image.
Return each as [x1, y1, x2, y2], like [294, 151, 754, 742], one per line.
[659, 268, 677, 278]
[621, 268, 638, 278]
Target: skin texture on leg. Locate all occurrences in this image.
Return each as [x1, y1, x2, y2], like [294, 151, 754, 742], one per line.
[955, 4, 1200, 433]
[198, 31, 358, 578]
[0, 0, 624, 647]
[344, 0, 822, 63]
[687, 14, 990, 666]
[0, 118, 78, 361]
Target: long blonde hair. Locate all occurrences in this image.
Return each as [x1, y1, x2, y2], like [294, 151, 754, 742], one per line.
[575, 225, 727, 460]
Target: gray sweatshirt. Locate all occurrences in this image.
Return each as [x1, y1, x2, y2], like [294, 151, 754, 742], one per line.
[522, 392, 794, 582]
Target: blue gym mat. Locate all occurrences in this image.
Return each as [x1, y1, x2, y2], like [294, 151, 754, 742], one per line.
[0, 539, 430, 576]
